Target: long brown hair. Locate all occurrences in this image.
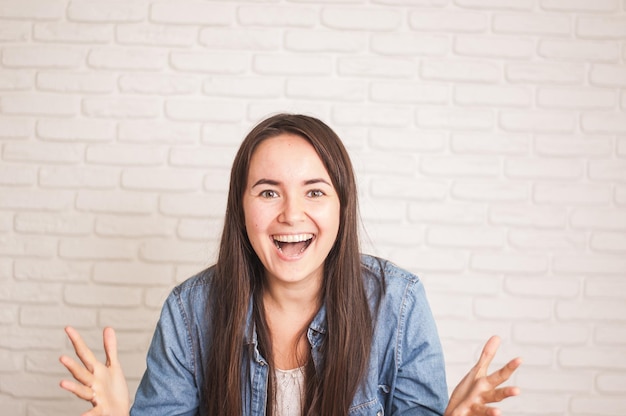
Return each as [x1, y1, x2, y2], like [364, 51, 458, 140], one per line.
[202, 113, 372, 415]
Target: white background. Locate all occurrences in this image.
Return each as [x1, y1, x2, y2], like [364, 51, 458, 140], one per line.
[0, 0, 625, 415]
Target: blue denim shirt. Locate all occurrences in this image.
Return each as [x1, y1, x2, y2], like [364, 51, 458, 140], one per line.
[131, 255, 448, 415]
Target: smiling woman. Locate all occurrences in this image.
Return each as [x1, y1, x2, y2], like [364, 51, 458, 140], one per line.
[60, 113, 521, 416]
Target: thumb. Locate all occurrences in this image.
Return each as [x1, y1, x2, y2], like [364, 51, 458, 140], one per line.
[103, 327, 119, 367]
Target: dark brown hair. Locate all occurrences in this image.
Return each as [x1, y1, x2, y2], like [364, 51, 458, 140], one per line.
[202, 113, 372, 415]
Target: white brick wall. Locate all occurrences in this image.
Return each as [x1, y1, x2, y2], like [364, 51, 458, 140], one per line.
[0, 1, 624, 415]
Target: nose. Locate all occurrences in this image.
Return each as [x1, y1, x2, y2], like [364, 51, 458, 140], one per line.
[278, 195, 305, 224]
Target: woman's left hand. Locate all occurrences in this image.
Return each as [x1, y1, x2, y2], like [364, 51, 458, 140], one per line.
[59, 326, 130, 416]
[444, 336, 522, 416]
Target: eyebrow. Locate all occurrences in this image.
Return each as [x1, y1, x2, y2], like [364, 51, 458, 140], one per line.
[251, 178, 332, 188]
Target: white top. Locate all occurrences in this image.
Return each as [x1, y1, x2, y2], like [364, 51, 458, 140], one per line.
[274, 367, 305, 416]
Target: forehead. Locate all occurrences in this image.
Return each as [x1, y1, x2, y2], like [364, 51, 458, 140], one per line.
[248, 133, 329, 176]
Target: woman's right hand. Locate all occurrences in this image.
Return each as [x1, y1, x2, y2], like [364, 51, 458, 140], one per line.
[59, 326, 131, 416]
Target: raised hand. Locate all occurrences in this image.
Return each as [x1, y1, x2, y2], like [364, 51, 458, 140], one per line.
[59, 326, 130, 416]
[444, 336, 522, 416]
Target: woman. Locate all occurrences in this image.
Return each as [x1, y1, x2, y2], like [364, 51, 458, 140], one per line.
[60, 114, 521, 416]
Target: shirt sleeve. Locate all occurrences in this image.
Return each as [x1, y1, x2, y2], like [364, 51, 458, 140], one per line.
[391, 278, 448, 416]
[130, 289, 200, 416]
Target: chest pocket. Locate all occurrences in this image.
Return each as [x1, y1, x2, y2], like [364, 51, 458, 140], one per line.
[348, 398, 384, 416]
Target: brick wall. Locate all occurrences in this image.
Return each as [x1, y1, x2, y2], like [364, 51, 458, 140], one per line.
[1, 1, 625, 415]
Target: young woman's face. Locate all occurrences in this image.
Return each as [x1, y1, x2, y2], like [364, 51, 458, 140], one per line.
[243, 133, 341, 290]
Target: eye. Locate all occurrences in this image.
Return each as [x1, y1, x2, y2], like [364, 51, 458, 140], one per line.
[307, 189, 325, 198]
[259, 190, 279, 199]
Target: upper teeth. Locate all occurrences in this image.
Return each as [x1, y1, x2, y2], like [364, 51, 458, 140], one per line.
[273, 234, 313, 243]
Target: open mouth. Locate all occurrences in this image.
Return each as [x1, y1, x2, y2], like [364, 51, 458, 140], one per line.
[273, 233, 314, 257]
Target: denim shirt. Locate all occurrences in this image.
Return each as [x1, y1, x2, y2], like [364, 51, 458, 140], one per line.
[131, 255, 448, 416]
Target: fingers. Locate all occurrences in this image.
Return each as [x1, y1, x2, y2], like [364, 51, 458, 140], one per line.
[59, 378, 93, 402]
[475, 335, 501, 376]
[103, 327, 119, 367]
[65, 326, 98, 373]
[487, 356, 523, 387]
[59, 354, 93, 387]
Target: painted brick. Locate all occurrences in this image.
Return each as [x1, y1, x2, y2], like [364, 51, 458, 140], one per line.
[370, 177, 448, 200]
[76, 190, 157, 215]
[33, 22, 112, 43]
[333, 105, 412, 127]
[416, 107, 494, 130]
[200, 28, 281, 51]
[421, 59, 501, 83]
[455, 0, 534, 9]
[392, 248, 469, 273]
[537, 87, 616, 109]
[0, 235, 55, 258]
[0, 214, 12, 234]
[139, 240, 208, 264]
[534, 135, 613, 158]
[409, 10, 487, 32]
[427, 225, 505, 248]
[559, 346, 626, 369]
[408, 202, 486, 225]
[534, 183, 613, 205]
[64, 284, 142, 307]
[499, 110, 575, 133]
[159, 193, 226, 218]
[553, 255, 626, 275]
[577, 17, 626, 39]
[589, 64, 626, 87]
[369, 128, 446, 152]
[588, 159, 626, 182]
[36, 119, 115, 141]
[203, 169, 231, 193]
[582, 112, 626, 134]
[0, 0, 64, 20]
[1, 94, 78, 117]
[506, 62, 585, 84]
[93, 261, 174, 286]
[121, 168, 202, 192]
[287, 78, 366, 102]
[20, 305, 97, 328]
[118, 120, 200, 143]
[454, 84, 531, 107]
[513, 322, 589, 345]
[170, 51, 248, 74]
[541, 0, 620, 12]
[475, 297, 553, 320]
[14, 213, 92, 236]
[591, 232, 626, 253]
[99, 308, 160, 330]
[239, 6, 316, 27]
[2, 46, 84, 68]
[116, 24, 197, 47]
[471, 253, 549, 274]
[88, 48, 166, 71]
[371, 82, 448, 104]
[0, 327, 62, 350]
[595, 324, 626, 345]
[571, 396, 626, 416]
[0, 165, 37, 186]
[0, 117, 31, 139]
[59, 238, 136, 261]
[205, 77, 283, 98]
[14, 260, 90, 282]
[338, 57, 417, 78]
[509, 230, 586, 251]
[322, 8, 401, 31]
[452, 181, 529, 202]
[82, 97, 161, 119]
[363, 223, 425, 246]
[0, 21, 30, 42]
[597, 373, 626, 394]
[169, 146, 237, 169]
[455, 36, 534, 59]
[504, 157, 583, 179]
[517, 369, 592, 393]
[86, 144, 166, 166]
[370, 33, 449, 56]
[39, 166, 119, 189]
[165, 99, 245, 122]
[0, 70, 33, 91]
[0, 281, 61, 303]
[36, 71, 115, 94]
[493, 13, 571, 35]
[421, 155, 500, 177]
[3, 142, 84, 164]
[177, 218, 223, 241]
[586, 276, 626, 299]
[451, 132, 530, 155]
[571, 208, 626, 230]
[68, 1, 146, 23]
[254, 54, 331, 76]
[490, 204, 567, 228]
[539, 39, 620, 62]
[150, 2, 233, 25]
